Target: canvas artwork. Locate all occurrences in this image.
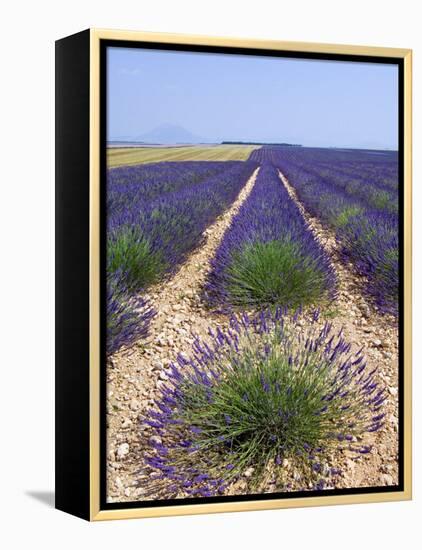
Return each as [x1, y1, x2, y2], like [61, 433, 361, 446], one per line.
[104, 46, 401, 505]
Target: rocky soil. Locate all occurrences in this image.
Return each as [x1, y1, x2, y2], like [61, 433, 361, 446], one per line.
[105, 166, 399, 503]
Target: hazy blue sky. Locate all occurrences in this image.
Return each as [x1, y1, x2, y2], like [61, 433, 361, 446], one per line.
[107, 46, 398, 149]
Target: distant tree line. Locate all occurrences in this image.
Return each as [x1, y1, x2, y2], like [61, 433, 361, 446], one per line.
[221, 141, 302, 147]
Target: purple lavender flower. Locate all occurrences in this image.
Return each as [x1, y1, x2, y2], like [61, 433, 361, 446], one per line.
[312, 462, 322, 473]
[106, 270, 155, 355]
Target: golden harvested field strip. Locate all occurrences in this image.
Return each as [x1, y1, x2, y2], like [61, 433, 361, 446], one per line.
[107, 145, 260, 167]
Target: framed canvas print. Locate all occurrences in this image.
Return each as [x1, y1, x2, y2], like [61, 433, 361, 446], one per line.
[55, 29, 412, 521]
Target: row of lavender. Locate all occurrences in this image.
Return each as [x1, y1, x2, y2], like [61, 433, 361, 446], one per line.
[250, 147, 398, 213]
[311, 160, 398, 195]
[107, 161, 257, 354]
[249, 147, 399, 316]
[108, 161, 237, 217]
[204, 162, 336, 310]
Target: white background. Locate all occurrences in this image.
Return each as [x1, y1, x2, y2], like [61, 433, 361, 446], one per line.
[0, 0, 419, 548]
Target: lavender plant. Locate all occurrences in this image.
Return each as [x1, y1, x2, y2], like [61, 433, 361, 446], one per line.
[205, 163, 336, 309]
[141, 309, 385, 498]
[107, 227, 165, 292]
[106, 271, 155, 355]
[337, 210, 399, 315]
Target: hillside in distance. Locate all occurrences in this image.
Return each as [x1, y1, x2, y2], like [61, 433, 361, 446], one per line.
[116, 123, 214, 145]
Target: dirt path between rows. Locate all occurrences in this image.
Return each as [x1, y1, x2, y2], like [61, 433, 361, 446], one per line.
[106, 167, 260, 502]
[278, 170, 399, 490]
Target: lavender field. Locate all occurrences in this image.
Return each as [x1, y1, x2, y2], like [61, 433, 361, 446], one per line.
[250, 147, 399, 315]
[106, 145, 399, 503]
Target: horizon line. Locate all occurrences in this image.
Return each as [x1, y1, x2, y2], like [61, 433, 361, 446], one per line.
[106, 140, 398, 152]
